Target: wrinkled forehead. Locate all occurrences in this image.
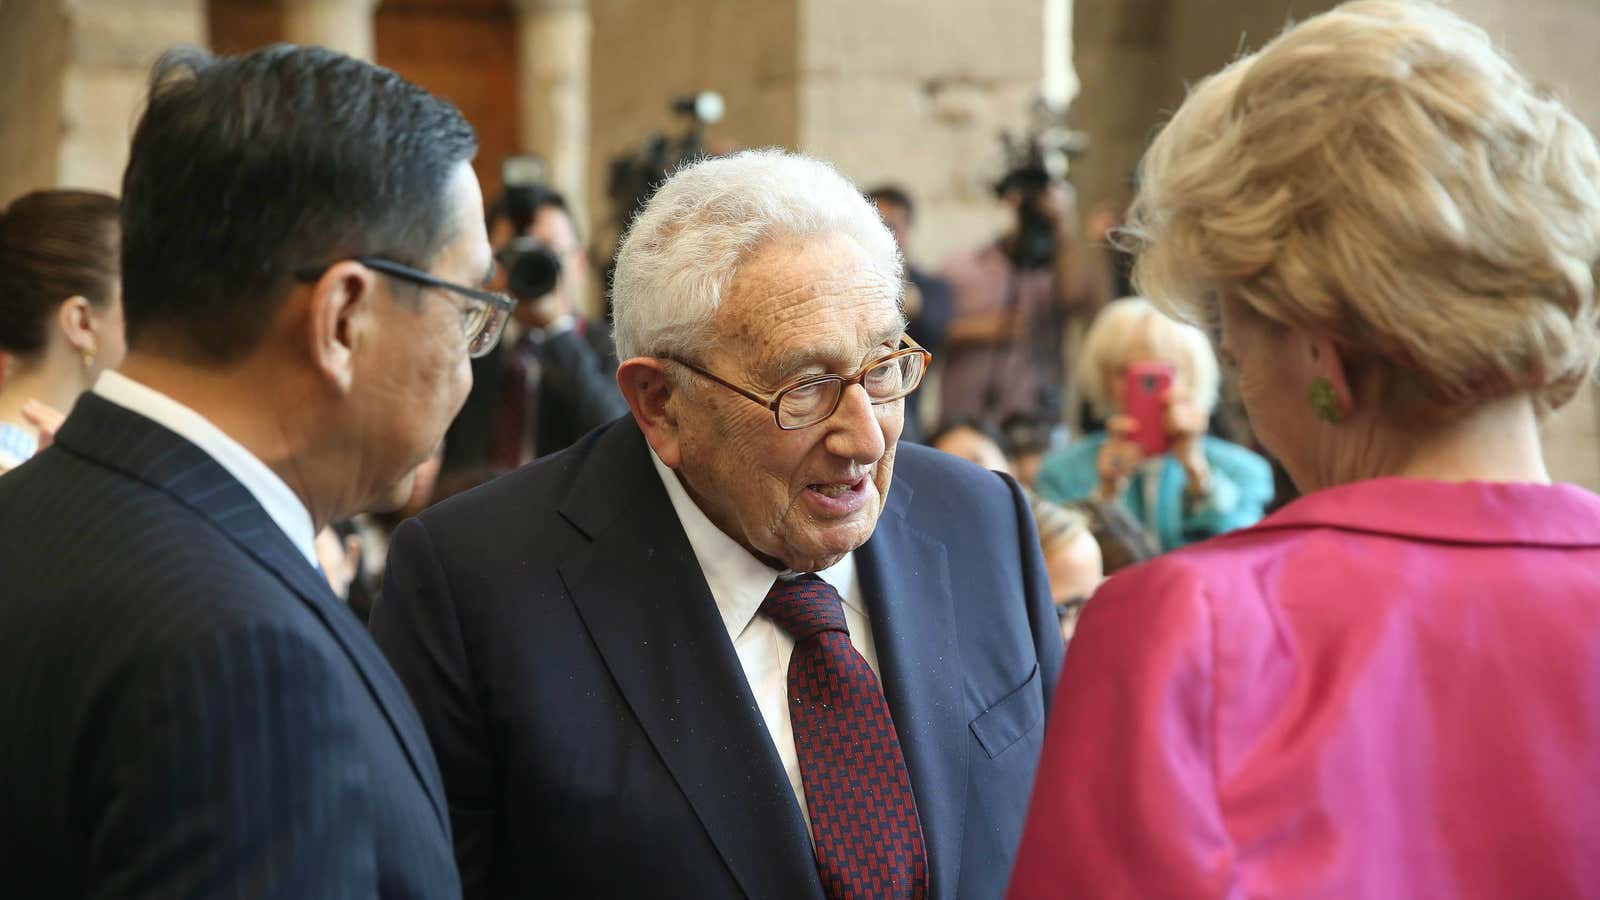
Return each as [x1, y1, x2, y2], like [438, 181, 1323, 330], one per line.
[712, 232, 904, 373]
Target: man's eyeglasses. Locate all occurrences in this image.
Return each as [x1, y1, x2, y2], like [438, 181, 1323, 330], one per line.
[295, 257, 515, 358]
[664, 335, 932, 430]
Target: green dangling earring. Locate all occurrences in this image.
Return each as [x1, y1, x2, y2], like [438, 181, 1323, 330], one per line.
[1308, 378, 1342, 424]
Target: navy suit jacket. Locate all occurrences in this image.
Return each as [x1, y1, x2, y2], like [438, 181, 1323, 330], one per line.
[372, 415, 1064, 899]
[0, 394, 460, 899]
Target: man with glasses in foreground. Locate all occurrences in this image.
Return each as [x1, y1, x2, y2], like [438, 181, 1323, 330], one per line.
[0, 44, 492, 897]
[373, 150, 1065, 899]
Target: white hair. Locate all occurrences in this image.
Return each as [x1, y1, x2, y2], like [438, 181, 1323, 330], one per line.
[611, 149, 903, 361]
[1076, 297, 1222, 417]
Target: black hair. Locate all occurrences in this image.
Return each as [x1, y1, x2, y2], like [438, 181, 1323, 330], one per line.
[119, 44, 478, 362]
[865, 185, 915, 222]
[487, 183, 578, 244]
[0, 190, 120, 355]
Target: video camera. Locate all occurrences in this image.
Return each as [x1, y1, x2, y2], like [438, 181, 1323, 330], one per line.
[494, 155, 565, 302]
[607, 92, 725, 235]
[995, 101, 1089, 270]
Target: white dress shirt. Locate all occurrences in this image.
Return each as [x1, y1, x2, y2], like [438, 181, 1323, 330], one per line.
[648, 448, 881, 830]
[94, 371, 319, 569]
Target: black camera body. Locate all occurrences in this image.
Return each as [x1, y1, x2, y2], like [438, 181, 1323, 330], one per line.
[496, 235, 562, 302]
[995, 105, 1088, 271]
[996, 166, 1058, 271]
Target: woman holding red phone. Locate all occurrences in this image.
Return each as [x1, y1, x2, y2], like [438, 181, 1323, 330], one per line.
[1034, 296, 1272, 551]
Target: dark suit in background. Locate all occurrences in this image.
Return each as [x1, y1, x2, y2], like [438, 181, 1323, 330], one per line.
[371, 415, 1065, 899]
[903, 266, 954, 445]
[447, 318, 623, 473]
[0, 395, 459, 899]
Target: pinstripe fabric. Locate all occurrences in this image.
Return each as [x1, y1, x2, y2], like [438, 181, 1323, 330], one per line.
[0, 394, 461, 899]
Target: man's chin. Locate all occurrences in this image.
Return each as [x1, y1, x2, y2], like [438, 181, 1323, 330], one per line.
[777, 521, 880, 574]
[370, 470, 419, 515]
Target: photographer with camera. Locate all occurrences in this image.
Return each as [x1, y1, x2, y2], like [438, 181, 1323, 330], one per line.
[939, 164, 1111, 429]
[445, 180, 626, 474]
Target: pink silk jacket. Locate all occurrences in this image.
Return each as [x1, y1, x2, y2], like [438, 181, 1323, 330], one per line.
[1009, 478, 1600, 899]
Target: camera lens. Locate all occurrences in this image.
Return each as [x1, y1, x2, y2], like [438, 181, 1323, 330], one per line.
[497, 238, 562, 301]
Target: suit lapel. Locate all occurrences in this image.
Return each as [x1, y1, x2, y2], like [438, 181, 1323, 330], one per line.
[53, 394, 451, 833]
[557, 419, 824, 900]
[857, 482, 967, 900]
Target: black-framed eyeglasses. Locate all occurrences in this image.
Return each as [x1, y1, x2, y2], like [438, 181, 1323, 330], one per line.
[664, 335, 932, 430]
[295, 257, 515, 358]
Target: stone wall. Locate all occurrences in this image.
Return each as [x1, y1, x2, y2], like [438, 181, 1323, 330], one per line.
[0, 0, 69, 206]
[796, 0, 1045, 269]
[588, 0, 1044, 271]
[1071, 0, 1340, 221]
[587, 0, 800, 255]
[58, 0, 208, 195]
[1450, 0, 1600, 489]
[0, 0, 206, 205]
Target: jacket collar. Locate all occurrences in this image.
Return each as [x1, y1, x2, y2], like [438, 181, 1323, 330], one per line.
[556, 417, 826, 899]
[555, 419, 972, 900]
[53, 393, 453, 832]
[1253, 477, 1600, 548]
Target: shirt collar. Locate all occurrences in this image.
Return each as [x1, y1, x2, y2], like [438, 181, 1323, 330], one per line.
[647, 446, 858, 640]
[93, 371, 320, 568]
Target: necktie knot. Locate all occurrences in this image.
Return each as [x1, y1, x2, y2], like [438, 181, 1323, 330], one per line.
[761, 575, 848, 641]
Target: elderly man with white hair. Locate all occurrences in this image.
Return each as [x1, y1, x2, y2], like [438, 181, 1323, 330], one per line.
[372, 149, 1064, 900]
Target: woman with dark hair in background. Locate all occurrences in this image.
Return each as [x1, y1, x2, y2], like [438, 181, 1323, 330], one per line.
[0, 190, 125, 472]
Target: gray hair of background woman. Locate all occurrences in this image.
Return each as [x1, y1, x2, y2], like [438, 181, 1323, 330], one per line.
[611, 149, 904, 362]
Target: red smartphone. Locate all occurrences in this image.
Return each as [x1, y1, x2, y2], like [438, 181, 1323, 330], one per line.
[1123, 361, 1175, 457]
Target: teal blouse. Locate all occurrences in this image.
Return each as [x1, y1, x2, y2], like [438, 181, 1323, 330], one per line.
[1035, 432, 1274, 551]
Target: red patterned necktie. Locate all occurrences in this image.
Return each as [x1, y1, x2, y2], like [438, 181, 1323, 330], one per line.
[762, 575, 928, 900]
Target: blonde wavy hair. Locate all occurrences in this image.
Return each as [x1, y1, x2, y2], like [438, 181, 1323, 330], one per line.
[1122, 0, 1600, 417]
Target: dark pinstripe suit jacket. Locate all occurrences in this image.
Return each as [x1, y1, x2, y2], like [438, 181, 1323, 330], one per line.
[0, 394, 461, 900]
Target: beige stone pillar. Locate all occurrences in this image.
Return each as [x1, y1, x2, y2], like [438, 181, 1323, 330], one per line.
[511, 0, 590, 237]
[283, 0, 380, 61]
[58, 0, 208, 195]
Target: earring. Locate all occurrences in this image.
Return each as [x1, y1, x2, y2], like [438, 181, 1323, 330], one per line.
[81, 348, 96, 372]
[1309, 378, 1341, 424]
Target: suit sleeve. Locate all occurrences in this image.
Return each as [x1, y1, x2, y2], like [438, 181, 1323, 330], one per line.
[1006, 563, 1241, 899]
[1000, 471, 1066, 711]
[86, 624, 378, 899]
[371, 517, 497, 899]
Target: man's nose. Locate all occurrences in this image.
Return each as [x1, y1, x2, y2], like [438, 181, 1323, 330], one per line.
[822, 383, 886, 465]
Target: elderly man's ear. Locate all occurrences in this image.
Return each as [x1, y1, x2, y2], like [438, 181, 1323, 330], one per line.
[618, 357, 684, 468]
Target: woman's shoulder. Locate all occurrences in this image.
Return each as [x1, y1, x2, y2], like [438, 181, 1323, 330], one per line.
[1095, 508, 1321, 605]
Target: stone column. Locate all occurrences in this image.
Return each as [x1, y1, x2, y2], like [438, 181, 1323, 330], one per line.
[57, 0, 206, 196]
[283, 0, 380, 61]
[511, 0, 590, 237]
